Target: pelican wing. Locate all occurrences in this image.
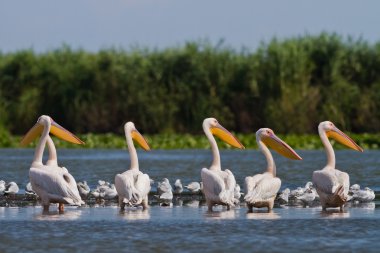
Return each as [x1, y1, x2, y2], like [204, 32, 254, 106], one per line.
[335, 170, 350, 196]
[135, 173, 151, 197]
[245, 173, 281, 202]
[201, 168, 235, 205]
[201, 168, 224, 200]
[115, 173, 134, 203]
[312, 170, 336, 194]
[115, 171, 150, 205]
[30, 167, 83, 205]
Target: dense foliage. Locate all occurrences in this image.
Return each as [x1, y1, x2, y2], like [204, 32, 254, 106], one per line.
[1, 133, 379, 150]
[1, 33, 380, 138]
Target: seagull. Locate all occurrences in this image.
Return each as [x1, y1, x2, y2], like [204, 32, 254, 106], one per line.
[0, 180, 6, 194]
[174, 179, 183, 194]
[4, 182, 19, 195]
[77, 181, 91, 199]
[234, 183, 243, 201]
[157, 178, 173, 201]
[104, 184, 118, 200]
[348, 184, 375, 202]
[185, 182, 201, 194]
[91, 180, 116, 199]
[296, 188, 317, 205]
[277, 188, 290, 204]
[25, 182, 36, 195]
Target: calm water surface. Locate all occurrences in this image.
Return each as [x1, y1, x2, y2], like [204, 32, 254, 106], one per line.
[0, 149, 379, 252]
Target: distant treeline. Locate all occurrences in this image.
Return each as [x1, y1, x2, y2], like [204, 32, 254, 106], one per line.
[1, 33, 380, 136]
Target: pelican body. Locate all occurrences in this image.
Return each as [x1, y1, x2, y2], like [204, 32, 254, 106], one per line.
[115, 122, 151, 210]
[312, 121, 363, 211]
[245, 128, 302, 211]
[201, 118, 245, 211]
[21, 115, 84, 212]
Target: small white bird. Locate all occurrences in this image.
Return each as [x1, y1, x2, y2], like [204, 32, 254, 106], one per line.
[290, 187, 304, 198]
[174, 179, 183, 194]
[348, 184, 375, 202]
[157, 178, 173, 200]
[77, 181, 91, 199]
[91, 180, 117, 199]
[296, 188, 316, 205]
[104, 184, 118, 200]
[25, 182, 36, 195]
[0, 180, 6, 193]
[185, 182, 201, 193]
[234, 184, 243, 201]
[4, 182, 19, 195]
[277, 188, 290, 204]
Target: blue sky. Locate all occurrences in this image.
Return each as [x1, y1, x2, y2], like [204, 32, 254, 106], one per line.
[1, 0, 379, 52]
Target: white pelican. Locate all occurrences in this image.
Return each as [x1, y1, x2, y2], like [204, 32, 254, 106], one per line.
[115, 122, 151, 210]
[245, 128, 302, 211]
[312, 121, 363, 211]
[20, 115, 84, 212]
[201, 118, 244, 211]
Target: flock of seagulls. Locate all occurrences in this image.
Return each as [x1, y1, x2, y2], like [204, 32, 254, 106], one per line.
[2, 115, 376, 213]
[1, 177, 374, 208]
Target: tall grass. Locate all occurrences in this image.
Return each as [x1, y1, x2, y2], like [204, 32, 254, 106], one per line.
[1, 33, 380, 137]
[4, 133, 380, 150]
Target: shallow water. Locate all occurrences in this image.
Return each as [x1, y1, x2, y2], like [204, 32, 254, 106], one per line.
[0, 149, 378, 191]
[0, 149, 380, 252]
[1, 206, 380, 252]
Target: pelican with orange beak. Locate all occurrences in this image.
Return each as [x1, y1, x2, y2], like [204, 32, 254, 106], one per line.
[21, 115, 84, 212]
[312, 121, 363, 211]
[201, 118, 245, 211]
[115, 122, 151, 210]
[245, 128, 302, 211]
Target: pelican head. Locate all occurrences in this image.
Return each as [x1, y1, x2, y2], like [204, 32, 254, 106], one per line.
[256, 128, 302, 160]
[124, 122, 150, 151]
[318, 121, 363, 152]
[20, 115, 84, 146]
[203, 118, 244, 149]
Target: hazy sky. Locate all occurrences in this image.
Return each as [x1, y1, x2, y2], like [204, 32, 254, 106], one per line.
[1, 0, 379, 52]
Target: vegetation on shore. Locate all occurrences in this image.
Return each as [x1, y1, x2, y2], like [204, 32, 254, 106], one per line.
[1, 132, 379, 150]
[1, 33, 380, 138]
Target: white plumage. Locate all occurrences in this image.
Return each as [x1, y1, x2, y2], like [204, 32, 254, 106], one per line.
[115, 122, 151, 210]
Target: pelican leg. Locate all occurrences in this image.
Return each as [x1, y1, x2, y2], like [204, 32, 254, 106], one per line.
[142, 198, 149, 210]
[268, 200, 274, 211]
[247, 204, 253, 213]
[58, 203, 64, 212]
[43, 205, 49, 212]
[206, 200, 213, 212]
[339, 205, 344, 212]
[118, 197, 125, 211]
[226, 204, 230, 211]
